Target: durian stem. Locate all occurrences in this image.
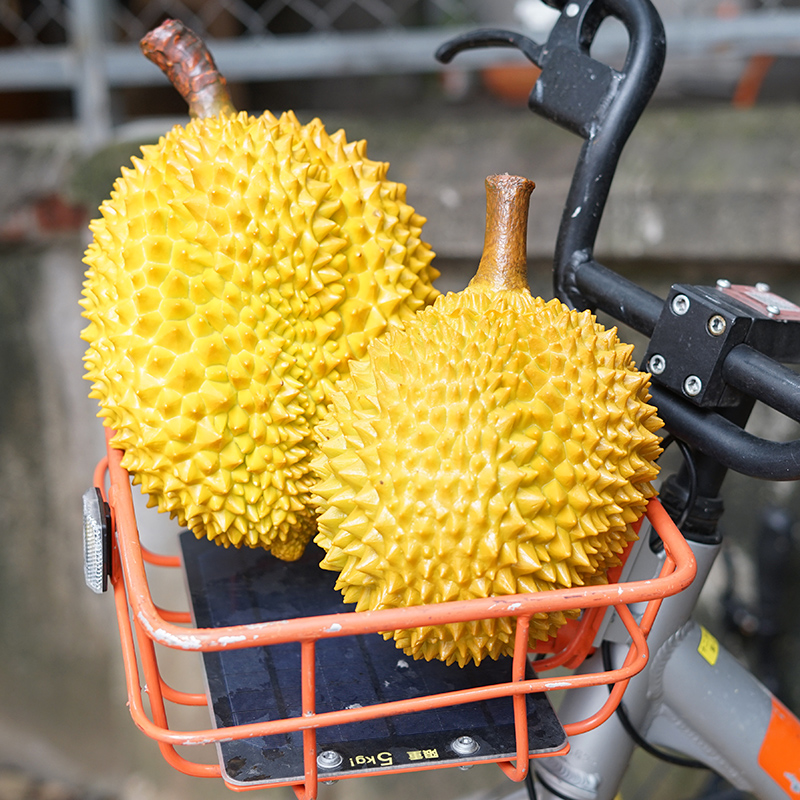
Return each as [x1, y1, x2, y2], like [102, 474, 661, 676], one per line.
[470, 174, 535, 292]
[140, 19, 236, 119]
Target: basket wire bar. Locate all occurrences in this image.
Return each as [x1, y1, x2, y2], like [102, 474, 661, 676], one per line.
[141, 548, 181, 568]
[302, 640, 318, 800]
[158, 681, 208, 707]
[153, 605, 192, 623]
[97, 428, 697, 796]
[111, 539, 222, 779]
[499, 613, 531, 782]
[532, 605, 606, 672]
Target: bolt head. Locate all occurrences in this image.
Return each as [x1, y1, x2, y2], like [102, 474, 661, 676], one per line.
[317, 750, 343, 770]
[648, 354, 666, 375]
[671, 294, 691, 316]
[716, 278, 731, 289]
[684, 375, 703, 397]
[452, 735, 480, 756]
[707, 314, 727, 336]
[767, 305, 781, 316]
[755, 282, 771, 293]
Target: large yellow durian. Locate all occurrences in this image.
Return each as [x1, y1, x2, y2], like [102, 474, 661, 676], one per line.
[80, 20, 438, 560]
[313, 174, 663, 665]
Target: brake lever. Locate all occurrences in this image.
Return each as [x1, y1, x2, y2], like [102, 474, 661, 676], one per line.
[435, 29, 544, 69]
[436, 10, 623, 141]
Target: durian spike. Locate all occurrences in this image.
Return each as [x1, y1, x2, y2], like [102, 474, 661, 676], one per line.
[470, 173, 535, 293]
[140, 19, 236, 119]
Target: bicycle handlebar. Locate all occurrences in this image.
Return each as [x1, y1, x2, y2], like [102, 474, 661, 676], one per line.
[573, 259, 800, 480]
[438, 0, 800, 481]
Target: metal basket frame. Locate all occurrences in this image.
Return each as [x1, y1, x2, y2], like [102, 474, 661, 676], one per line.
[96, 429, 697, 799]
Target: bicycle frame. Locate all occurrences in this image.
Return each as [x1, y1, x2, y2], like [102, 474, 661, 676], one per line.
[533, 529, 800, 800]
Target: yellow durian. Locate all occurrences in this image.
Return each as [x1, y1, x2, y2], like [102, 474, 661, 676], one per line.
[80, 20, 438, 560]
[313, 174, 663, 665]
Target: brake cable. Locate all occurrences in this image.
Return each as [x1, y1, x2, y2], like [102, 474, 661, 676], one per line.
[659, 435, 699, 529]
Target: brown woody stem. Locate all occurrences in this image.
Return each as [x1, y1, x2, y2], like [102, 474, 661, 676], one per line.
[140, 19, 236, 119]
[470, 174, 535, 292]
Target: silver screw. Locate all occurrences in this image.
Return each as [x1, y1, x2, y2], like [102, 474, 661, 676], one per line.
[756, 282, 771, 293]
[707, 315, 727, 336]
[317, 750, 343, 770]
[452, 735, 480, 756]
[767, 305, 781, 316]
[684, 375, 703, 397]
[671, 294, 691, 316]
[716, 279, 732, 289]
[565, 2, 580, 16]
[648, 354, 666, 375]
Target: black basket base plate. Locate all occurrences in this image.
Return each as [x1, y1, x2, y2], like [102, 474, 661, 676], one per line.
[180, 532, 567, 788]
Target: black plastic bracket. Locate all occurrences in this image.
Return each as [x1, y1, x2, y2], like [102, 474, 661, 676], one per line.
[644, 284, 800, 409]
[529, 44, 619, 138]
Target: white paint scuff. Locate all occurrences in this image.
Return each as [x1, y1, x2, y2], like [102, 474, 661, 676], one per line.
[137, 611, 203, 650]
[218, 635, 247, 647]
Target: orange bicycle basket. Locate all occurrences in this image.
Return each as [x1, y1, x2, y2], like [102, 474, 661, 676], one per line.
[93, 429, 696, 799]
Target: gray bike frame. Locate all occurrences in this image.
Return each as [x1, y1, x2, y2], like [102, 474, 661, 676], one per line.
[528, 524, 796, 800]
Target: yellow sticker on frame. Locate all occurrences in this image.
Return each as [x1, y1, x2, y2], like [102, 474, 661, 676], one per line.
[698, 626, 719, 666]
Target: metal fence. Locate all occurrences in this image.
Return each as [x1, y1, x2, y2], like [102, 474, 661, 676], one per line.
[0, 0, 475, 44]
[106, 0, 473, 40]
[5, 0, 800, 149]
[0, 0, 489, 148]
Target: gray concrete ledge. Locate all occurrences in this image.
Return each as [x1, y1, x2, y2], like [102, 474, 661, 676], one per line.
[3, 103, 800, 269]
[325, 103, 800, 265]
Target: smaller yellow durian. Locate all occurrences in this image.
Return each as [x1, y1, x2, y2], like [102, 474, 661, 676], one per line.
[313, 174, 663, 665]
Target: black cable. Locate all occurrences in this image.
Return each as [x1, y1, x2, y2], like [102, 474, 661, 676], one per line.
[657, 435, 698, 530]
[601, 641, 707, 769]
[529, 770, 584, 800]
[525, 767, 538, 799]
[673, 438, 698, 529]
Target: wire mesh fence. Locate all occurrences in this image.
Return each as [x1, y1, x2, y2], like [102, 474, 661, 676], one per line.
[0, 0, 478, 48]
[110, 0, 475, 39]
[5, 0, 800, 146]
[0, 0, 68, 46]
[0, 0, 486, 145]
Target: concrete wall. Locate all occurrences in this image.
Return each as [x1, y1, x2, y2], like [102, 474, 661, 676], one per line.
[1, 100, 800, 797]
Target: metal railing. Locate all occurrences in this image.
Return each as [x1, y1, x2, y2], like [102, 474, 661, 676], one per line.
[4, 0, 800, 149]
